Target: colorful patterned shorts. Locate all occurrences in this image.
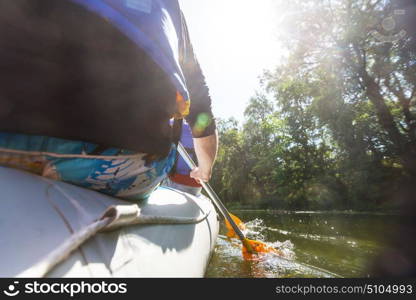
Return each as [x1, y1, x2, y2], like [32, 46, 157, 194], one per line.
[0, 132, 176, 201]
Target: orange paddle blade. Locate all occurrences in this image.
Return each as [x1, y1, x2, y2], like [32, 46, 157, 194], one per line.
[242, 239, 283, 260]
[225, 213, 246, 238]
[224, 213, 281, 260]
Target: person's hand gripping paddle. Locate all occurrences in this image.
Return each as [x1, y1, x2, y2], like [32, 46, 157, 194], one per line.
[177, 143, 281, 260]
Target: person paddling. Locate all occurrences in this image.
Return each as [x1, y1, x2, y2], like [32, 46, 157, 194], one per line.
[0, 0, 217, 200]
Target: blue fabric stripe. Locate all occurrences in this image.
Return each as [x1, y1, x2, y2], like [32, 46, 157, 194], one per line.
[0, 132, 176, 200]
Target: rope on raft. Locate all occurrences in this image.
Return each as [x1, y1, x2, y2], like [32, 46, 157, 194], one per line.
[17, 203, 211, 277]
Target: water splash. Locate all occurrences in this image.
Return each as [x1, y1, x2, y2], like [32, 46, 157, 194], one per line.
[245, 218, 378, 252]
[216, 235, 338, 278]
[215, 217, 341, 278]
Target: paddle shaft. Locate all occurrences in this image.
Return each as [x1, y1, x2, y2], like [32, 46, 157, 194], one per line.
[177, 143, 248, 244]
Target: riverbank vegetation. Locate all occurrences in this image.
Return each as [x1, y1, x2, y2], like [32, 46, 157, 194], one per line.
[211, 0, 415, 211]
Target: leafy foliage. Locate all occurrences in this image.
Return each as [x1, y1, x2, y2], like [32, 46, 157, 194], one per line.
[211, 0, 415, 210]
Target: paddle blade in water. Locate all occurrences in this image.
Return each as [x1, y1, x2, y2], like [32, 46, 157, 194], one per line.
[242, 239, 283, 260]
[225, 213, 246, 238]
[223, 213, 280, 260]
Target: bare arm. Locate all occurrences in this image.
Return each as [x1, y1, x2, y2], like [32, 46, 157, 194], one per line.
[190, 131, 218, 183]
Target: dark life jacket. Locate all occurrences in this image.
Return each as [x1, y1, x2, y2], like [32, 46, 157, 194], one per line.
[0, 0, 191, 156]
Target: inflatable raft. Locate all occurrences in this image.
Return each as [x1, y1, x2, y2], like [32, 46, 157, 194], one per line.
[0, 167, 219, 277]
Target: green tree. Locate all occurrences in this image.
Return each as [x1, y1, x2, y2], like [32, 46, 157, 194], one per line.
[211, 0, 414, 211]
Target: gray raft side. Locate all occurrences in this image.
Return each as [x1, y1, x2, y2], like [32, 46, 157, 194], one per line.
[0, 167, 219, 277]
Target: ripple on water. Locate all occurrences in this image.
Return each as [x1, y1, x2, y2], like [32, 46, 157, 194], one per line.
[212, 236, 339, 278]
[211, 217, 340, 279]
[206, 212, 390, 278]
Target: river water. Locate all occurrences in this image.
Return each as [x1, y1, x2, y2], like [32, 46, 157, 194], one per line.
[205, 210, 400, 278]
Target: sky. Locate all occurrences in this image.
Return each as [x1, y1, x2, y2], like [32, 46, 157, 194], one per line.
[179, 0, 285, 122]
